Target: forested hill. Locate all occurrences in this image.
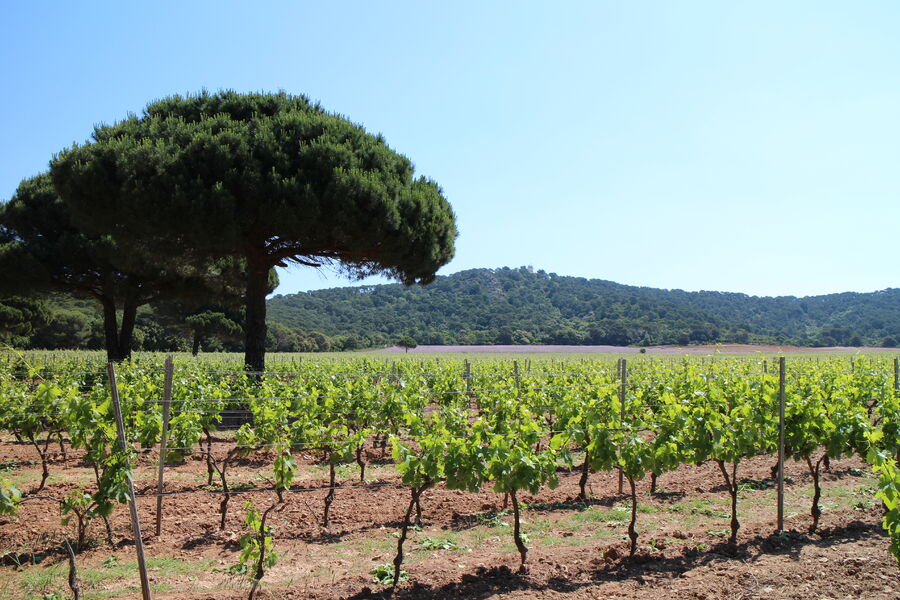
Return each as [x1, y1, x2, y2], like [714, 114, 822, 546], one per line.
[267, 267, 900, 348]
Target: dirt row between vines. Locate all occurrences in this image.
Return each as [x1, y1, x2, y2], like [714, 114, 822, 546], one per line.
[0, 437, 896, 600]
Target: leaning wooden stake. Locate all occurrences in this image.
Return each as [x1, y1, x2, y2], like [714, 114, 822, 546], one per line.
[776, 356, 786, 534]
[108, 362, 153, 600]
[155, 356, 174, 537]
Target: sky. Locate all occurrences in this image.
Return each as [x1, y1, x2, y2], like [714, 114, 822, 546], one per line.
[2, 1, 899, 299]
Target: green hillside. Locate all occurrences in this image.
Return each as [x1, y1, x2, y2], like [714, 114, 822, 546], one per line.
[267, 267, 900, 348]
[9, 267, 899, 351]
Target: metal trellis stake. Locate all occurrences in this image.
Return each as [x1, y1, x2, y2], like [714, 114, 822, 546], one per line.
[108, 362, 153, 600]
[156, 356, 174, 537]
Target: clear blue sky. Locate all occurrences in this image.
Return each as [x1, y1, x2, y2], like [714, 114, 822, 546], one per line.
[3, 1, 898, 298]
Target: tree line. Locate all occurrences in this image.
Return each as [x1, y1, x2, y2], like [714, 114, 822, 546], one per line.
[266, 266, 900, 348]
[7, 264, 899, 353]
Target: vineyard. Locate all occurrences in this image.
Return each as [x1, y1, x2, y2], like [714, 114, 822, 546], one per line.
[0, 352, 898, 600]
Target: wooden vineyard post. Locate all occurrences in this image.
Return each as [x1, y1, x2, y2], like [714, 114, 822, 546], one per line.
[895, 358, 899, 462]
[465, 360, 473, 409]
[513, 360, 521, 399]
[894, 358, 898, 399]
[618, 358, 627, 495]
[155, 356, 174, 537]
[108, 362, 153, 600]
[616, 357, 621, 493]
[776, 356, 786, 534]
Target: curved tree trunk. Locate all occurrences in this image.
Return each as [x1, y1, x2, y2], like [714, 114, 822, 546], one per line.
[63, 538, 81, 600]
[414, 492, 424, 527]
[806, 454, 825, 533]
[628, 476, 638, 556]
[77, 511, 88, 551]
[117, 300, 138, 361]
[248, 498, 282, 600]
[510, 489, 528, 572]
[716, 460, 740, 547]
[204, 429, 215, 486]
[323, 460, 336, 528]
[578, 436, 591, 501]
[392, 483, 428, 588]
[355, 444, 366, 482]
[219, 475, 231, 530]
[27, 433, 51, 493]
[212, 451, 237, 530]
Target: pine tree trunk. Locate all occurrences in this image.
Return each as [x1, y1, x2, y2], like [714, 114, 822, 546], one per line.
[244, 256, 269, 373]
[101, 298, 120, 363]
[117, 300, 138, 361]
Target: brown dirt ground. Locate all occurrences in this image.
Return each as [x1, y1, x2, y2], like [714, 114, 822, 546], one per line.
[0, 436, 897, 600]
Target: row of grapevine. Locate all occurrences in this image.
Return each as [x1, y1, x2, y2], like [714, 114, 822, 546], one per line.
[0, 352, 897, 594]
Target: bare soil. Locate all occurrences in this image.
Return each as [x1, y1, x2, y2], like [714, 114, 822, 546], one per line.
[0, 437, 897, 600]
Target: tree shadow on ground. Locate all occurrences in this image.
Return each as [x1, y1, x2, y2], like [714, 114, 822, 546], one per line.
[344, 521, 887, 600]
[449, 496, 621, 532]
